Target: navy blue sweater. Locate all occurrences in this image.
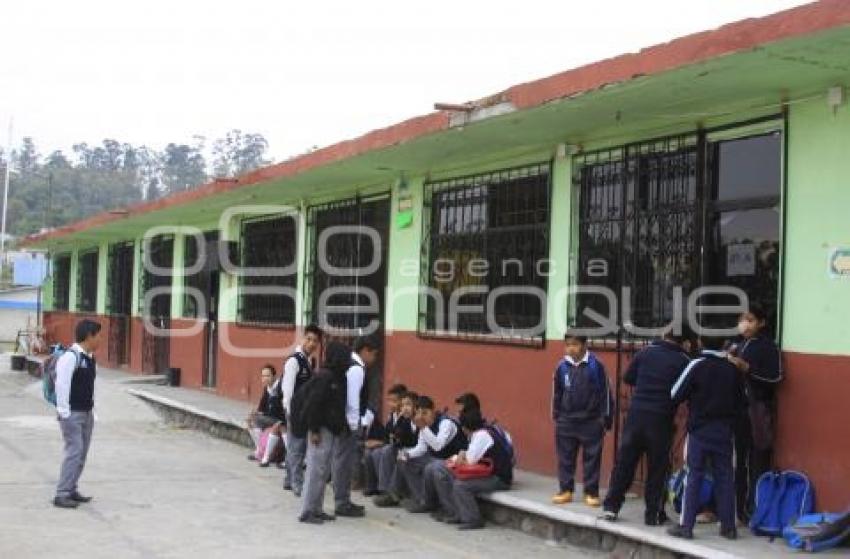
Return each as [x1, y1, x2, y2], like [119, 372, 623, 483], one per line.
[624, 340, 690, 417]
[552, 353, 613, 426]
[731, 335, 783, 403]
[671, 350, 746, 440]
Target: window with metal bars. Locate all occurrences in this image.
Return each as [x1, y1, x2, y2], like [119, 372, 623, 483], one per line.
[183, 234, 210, 319]
[420, 162, 552, 344]
[52, 253, 71, 311]
[139, 235, 173, 318]
[238, 214, 297, 326]
[107, 241, 134, 315]
[572, 125, 782, 337]
[76, 249, 99, 312]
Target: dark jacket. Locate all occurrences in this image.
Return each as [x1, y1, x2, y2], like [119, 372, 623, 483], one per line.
[731, 335, 783, 403]
[257, 379, 286, 423]
[552, 353, 613, 427]
[390, 415, 418, 448]
[304, 368, 348, 436]
[671, 350, 746, 440]
[624, 340, 690, 417]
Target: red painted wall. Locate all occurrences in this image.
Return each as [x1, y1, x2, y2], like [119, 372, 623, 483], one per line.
[43, 311, 115, 368]
[169, 318, 208, 389]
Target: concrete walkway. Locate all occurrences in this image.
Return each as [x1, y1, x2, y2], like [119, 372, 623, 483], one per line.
[119, 371, 849, 559]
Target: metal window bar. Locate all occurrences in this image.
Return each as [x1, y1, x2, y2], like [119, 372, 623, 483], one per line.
[52, 253, 71, 311]
[139, 235, 174, 318]
[420, 162, 552, 344]
[183, 235, 211, 319]
[76, 249, 99, 313]
[238, 214, 298, 326]
[107, 241, 134, 315]
[573, 135, 699, 339]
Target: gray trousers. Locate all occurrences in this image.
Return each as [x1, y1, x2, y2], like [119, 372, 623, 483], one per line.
[331, 429, 358, 508]
[56, 411, 94, 498]
[452, 475, 509, 524]
[366, 445, 398, 493]
[285, 431, 307, 493]
[301, 428, 336, 516]
[397, 455, 441, 507]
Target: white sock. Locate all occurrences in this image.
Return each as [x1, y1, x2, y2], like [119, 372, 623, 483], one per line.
[262, 435, 280, 464]
[249, 428, 262, 448]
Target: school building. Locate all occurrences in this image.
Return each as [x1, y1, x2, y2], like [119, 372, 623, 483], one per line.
[24, 1, 850, 510]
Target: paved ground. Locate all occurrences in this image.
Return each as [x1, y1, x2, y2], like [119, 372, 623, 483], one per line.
[0, 356, 597, 559]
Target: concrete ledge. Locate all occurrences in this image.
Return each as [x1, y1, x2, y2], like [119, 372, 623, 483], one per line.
[480, 492, 742, 559]
[127, 387, 253, 448]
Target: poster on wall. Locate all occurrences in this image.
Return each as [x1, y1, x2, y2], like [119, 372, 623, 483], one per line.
[828, 247, 850, 279]
[727, 243, 756, 277]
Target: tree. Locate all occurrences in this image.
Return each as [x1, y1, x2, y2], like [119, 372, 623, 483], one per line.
[16, 137, 39, 174]
[161, 142, 207, 195]
[212, 129, 271, 178]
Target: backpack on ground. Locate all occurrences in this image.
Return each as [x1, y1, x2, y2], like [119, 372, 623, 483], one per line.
[41, 346, 80, 406]
[750, 470, 815, 537]
[667, 468, 714, 515]
[783, 510, 850, 552]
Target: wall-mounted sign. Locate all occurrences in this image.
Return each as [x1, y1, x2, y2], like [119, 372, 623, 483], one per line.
[828, 247, 850, 279]
[727, 243, 756, 277]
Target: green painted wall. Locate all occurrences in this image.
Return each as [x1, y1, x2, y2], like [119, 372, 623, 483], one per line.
[386, 176, 424, 333]
[546, 152, 573, 342]
[782, 95, 850, 356]
[95, 242, 108, 314]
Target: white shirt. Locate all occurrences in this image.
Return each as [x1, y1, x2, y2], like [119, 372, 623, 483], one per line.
[281, 346, 306, 413]
[55, 343, 91, 419]
[563, 351, 590, 367]
[408, 417, 458, 459]
[464, 429, 495, 465]
[345, 352, 366, 432]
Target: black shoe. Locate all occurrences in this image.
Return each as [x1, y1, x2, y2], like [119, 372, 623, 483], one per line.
[458, 521, 485, 530]
[283, 483, 293, 491]
[298, 513, 324, 525]
[720, 526, 738, 540]
[259, 461, 270, 468]
[430, 510, 447, 522]
[666, 525, 693, 540]
[70, 492, 92, 503]
[373, 493, 400, 508]
[316, 512, 336, 522]
[364, 489, 381, 497]
[645, 510, 668, 526]
[335, 503, 366, 518]
[600, 510, 618, 522]
[53, 496, 79, 509]
[405, 502, 433, 514]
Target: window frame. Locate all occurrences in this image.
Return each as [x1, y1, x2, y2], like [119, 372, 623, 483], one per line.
[76, 248, 99, 313]
[52, 253, 72, 311]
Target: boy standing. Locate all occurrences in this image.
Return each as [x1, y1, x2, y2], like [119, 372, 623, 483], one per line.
[602, 330, 691, 524]
[552, 331, 613, 507]
[282, 324, 323, 496]
[667, 336, 745, 540]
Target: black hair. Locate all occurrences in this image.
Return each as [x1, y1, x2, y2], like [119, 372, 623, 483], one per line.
[416, 395, 435, 411]
[261, 363, 277, 375]
[402, 391, 419, 403]
[324, 341, 352, 375]
[304, 323, 324, 340]
[699, 335, 726, 351]
[75, 319, 102, 344]
[388, 383, 408, 396]
[455, 392, 481, 412]
[743, 303, 768, 323]
[663, 324, 694, 345]
[564, 329, 588, 344]
[354, 334, 381, 353]
[460, 408, 486, 431]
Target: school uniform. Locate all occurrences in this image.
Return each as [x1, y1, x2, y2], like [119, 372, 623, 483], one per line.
[330, 352, 368, 509]
[731, 335, 783, 521]
[364, 411, 400, 494]
[55, 343, 97, 501]
[376, 415, 418, 496]
[397, 414, 467, 509]
[603, 340, 690, 521]
[432, 426, 514, 524]
[552, 352, 613, 496]
[670, 350, 746, 532]
[282, 347, 313, 493]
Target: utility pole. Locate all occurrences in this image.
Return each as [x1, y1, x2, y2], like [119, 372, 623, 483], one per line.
[0, 118, 13, 287]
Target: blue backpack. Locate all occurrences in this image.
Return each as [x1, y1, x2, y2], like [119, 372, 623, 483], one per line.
[668, 468, 714, 514]
[487, 423, 516, 466]
[750, 470, 815, 537]
[783, 511, 850, 553]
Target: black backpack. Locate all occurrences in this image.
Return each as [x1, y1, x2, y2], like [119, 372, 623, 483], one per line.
[288, 375, 319, 439]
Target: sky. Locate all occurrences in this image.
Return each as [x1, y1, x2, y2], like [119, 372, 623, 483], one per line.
[0, 0, 810, 164]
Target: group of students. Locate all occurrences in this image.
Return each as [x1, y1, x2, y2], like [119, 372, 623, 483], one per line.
[245, 326, 514, 529]
[551, 303, 782, 541]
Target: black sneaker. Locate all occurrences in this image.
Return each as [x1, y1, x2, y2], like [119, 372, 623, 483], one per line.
[53, 496, 79, 509]
[720, 526, 738, 540]
[70, 492, 92, 503]
[298, 513, 324, 525]
[283, 482, 293, 491]
[335, 503, 366, 518]
[316, 512, 336, 522]
[373, 493, 400, 508]
[645, 510, 668, 526]
[666, 525, 693, 540]
[405, 502, 433, 514]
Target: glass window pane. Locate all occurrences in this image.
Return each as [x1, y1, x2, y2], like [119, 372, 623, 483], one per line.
[714, 133, 781, 202]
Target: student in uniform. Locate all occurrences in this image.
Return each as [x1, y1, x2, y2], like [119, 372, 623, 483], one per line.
[431, 408, 514, 530]
[552, 331, 614, 507]
[667, 335, 745, 540]
[245, 364, 286, 467]
[282, 324, 323, 495]
[726, 303, 783, 523]
[373, 391, 420, 507]
[364, 383, 407, 496]
[396, 395, 468, 514]
[602, 330, 691, 525]
[331, 335, 380, 518]
[298, 341, 351, 525]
